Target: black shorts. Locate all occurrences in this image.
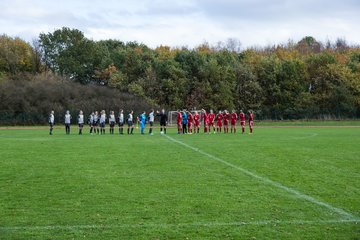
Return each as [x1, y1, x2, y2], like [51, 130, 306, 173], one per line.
[110, 122, 115, 128]
[78, 123, 84, 128]
[49, 123, 54, 128]
[92, 122, 98, 127]
[150, 121, 154, 127]
[118, 121, 124, 127]
[160, 121, 166, 127]
[128, 120, 133, 127]
[100, 122, 105, 128]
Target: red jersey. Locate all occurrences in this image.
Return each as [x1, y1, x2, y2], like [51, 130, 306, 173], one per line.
[208, 113, 215, 124]
[216, 113, 223, 122]
[177, 112, 182, 124]
[249, 113, 254, 122]
[230, 113, 237, 124]
[216, 113, 223, 127]
[202, 112, 208, 124]
[187, 113, 193, 123]
[223, 113, 229, 125]
[239, 113, 246, 122]
[248, 113, 254, 128]
[194, 114, 200, 126]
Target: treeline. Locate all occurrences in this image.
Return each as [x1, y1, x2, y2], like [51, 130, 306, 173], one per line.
[1, 27, 360, 122]
[0, 73, 151, 124]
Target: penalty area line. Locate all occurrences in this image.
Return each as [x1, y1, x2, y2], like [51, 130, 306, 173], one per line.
[290, 133, 318, 140]
[1, 219, 359, 231]
[164, 134, 358, 221]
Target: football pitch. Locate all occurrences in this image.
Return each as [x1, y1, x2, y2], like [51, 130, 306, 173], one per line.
[0, 125, 359, 239]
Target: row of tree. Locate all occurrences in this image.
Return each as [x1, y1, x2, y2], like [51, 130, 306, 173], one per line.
[0, 73, 151, 124]
[1, 27, 360, 122]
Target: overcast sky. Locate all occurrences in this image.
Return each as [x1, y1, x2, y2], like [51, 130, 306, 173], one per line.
[1, 0, 359, 48]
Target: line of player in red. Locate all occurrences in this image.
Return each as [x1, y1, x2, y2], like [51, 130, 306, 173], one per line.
[176, 109, 254, 135]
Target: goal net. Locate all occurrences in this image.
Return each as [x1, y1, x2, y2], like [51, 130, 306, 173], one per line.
[167, 109, 203, 126]
[167, 111, 178, 126]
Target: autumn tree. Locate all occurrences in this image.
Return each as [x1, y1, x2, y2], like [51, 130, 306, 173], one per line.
[0, 35, 37, 74]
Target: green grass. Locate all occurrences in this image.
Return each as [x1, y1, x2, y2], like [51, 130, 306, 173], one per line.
[0, 126, 359, 239]
[256, 120, 360, 126]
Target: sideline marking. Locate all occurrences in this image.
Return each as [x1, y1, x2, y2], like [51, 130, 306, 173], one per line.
[1, 219, 358, 231]
[164, 134, 357, 221]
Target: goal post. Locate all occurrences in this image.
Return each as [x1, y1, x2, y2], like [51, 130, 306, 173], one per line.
[167, 109, 203, 126]
[167, 111, 178, 126]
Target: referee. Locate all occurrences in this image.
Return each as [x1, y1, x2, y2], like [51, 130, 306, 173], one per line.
[156, 109, 168, 134]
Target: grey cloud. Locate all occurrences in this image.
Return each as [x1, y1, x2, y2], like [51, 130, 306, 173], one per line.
[123, 0, 199, 17]
[193, 0, 360, 22]
[1, 0, 359, 47]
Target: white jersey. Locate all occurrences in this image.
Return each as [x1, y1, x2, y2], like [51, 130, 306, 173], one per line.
[109, 114, 115, 123]
[100, 114, 106, 124]
[78, 114, 84, 124]
[119, 113, 124, 123]
[128, 113, 133, 122]
[64, 114, 71, 124]
[49, 114, 54, 124]
[93, 114, 98, 123]
[149, 112, 154, 122]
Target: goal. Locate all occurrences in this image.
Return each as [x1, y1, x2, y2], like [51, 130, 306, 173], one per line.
[167, 109, 203, 126]
[167, 111, 178, 126]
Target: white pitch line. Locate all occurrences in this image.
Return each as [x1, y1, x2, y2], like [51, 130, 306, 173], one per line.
[164, 134, 358, 221]
[290, 133, 318, 140]
[1, 219, 358, 231]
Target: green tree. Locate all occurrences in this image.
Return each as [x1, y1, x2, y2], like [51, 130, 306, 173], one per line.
[235, 64, 264, 111]
[296, 36, 322, 55]
[154, 58, 187, 108]
[347, 51, 360, 73]
[256, 55, 282, 118]
[277, 59, 307, 118]
[198, 58, 235, 110]
[39, 27, 103, 84]
[312, 63, 358, 118]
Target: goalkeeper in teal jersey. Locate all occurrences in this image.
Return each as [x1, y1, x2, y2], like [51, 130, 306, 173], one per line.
[140, 111, 147, 135]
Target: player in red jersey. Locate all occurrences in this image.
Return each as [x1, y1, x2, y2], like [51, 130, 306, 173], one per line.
[248, 110, 254, 134]
[193, 111, 200, 133]
[208, 109, 215, 133]
[187, 111, 193, 134]
[239, 110, 246, 134]
[177, 110, 182, 134]
[230, 110, 238, 133]
[216, 111, 223, 133]
[223, 110, 229, 133]
[202, 109, 209, 133]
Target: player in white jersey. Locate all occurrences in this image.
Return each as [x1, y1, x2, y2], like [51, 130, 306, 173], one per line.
[93, 111, 99, 134]
[127, 110, 134, 134]
[89, 112, 94, 134]
[148, 109, 155, 135]
[100, 110, 106, 134]
[64, 110, 72, 135]
[49, 110, 55, 135]
[118, 109, 124, 134]
[78, 110, 84, 135]
[109, 111, 116, 134]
